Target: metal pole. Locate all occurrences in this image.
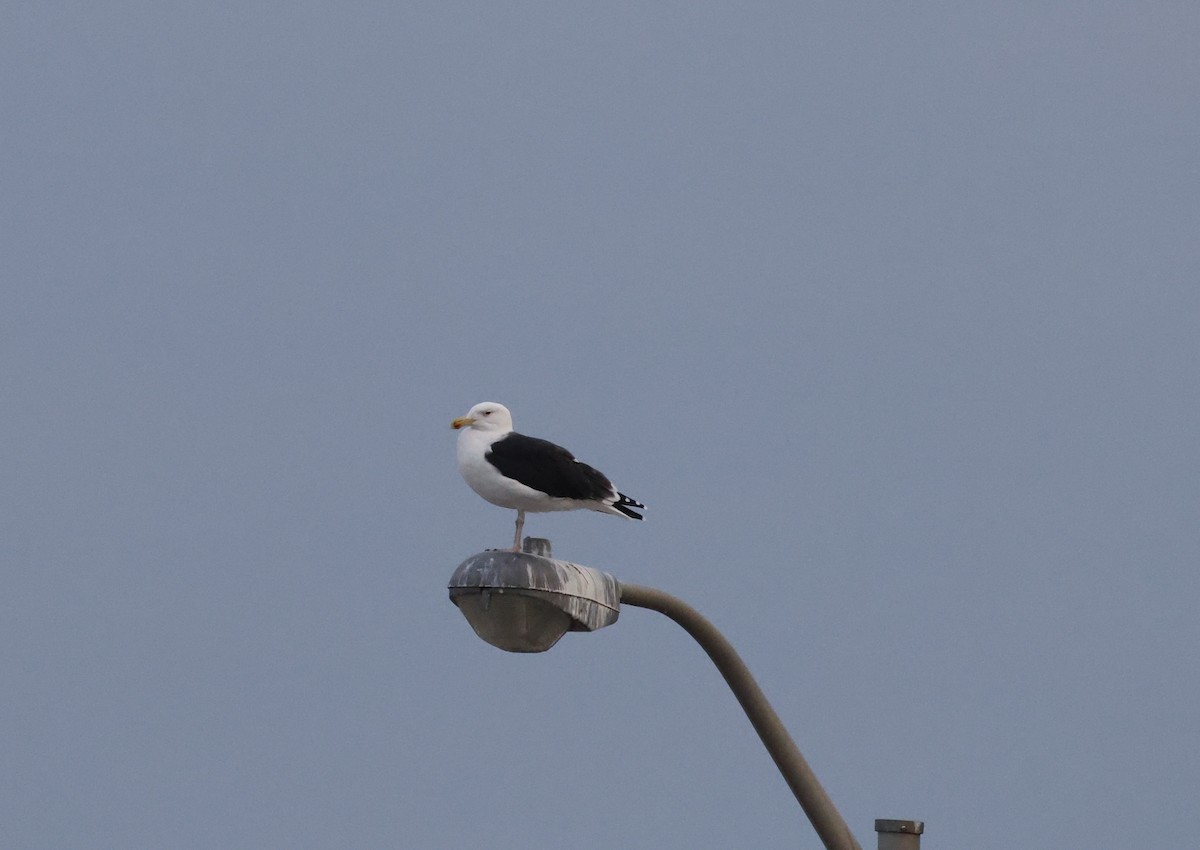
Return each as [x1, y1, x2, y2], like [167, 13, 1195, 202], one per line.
[620, 582, 862, 850]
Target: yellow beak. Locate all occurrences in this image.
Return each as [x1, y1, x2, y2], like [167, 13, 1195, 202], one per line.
[451, 416, 475, 430]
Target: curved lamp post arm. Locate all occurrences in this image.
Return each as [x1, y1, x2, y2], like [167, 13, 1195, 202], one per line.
[620, 582, 862, 850]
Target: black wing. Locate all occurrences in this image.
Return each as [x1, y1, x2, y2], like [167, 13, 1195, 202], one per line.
[486, 433, 615, 501]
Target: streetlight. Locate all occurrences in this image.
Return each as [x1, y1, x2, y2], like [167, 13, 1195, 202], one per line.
[448, 539, 905, 850]
[447, 538, 619, 653]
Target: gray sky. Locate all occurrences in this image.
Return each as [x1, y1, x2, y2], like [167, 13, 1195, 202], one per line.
[3, 2, 1197, 848]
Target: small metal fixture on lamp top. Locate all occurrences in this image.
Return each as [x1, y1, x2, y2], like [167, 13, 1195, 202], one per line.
[447, 537, 620, 653]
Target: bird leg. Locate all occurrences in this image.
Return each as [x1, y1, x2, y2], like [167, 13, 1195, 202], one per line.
[511, 509, 525, 551]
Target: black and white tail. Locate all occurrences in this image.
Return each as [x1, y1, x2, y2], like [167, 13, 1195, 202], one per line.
[611, 492, 645, 520]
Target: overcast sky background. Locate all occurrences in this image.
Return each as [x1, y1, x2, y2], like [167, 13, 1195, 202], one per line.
[3, 3, 1197, 848]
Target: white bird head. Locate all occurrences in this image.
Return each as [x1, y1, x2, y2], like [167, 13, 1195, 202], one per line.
[451, 401, 513, 433]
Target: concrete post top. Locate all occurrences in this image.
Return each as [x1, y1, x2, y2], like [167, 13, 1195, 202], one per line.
[874, 820, 924, 835]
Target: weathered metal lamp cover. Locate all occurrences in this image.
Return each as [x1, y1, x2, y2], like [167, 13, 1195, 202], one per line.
[447, 539, 621, 652]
